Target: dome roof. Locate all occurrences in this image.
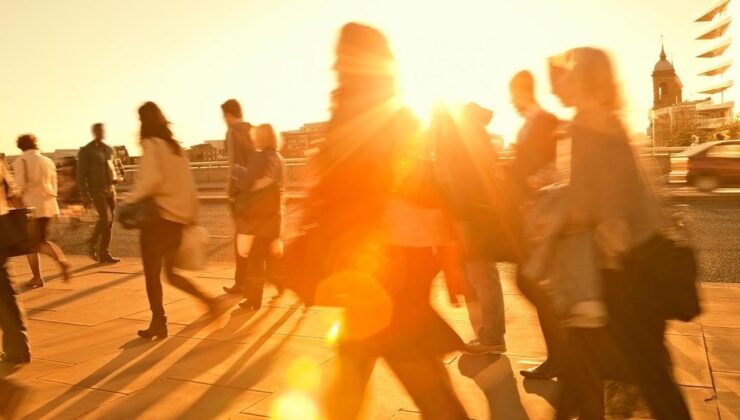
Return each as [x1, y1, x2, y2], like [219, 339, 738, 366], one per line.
[654, 45, 675, 72]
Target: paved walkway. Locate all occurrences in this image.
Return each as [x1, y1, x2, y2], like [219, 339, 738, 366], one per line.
[1, 255, 738, 419]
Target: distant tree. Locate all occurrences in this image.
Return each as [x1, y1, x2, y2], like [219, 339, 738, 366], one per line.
[712, 113, 740, 139]
[667, 120, 703, 147]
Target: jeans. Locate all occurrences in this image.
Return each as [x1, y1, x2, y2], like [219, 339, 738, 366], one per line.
[140, 218, 209, 319]
[457, 221, 506, 345]
[242, 236, 271, 303]
[465, 261, 505, 344]
[90, 191, 115, 255]
[0, 248, 29, 361]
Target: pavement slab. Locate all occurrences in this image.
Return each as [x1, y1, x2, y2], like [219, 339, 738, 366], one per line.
[2, 256, 739, 419]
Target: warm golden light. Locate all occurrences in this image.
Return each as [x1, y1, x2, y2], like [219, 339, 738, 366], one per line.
[269, 391, 319, 420]
[326, 320, 342, 346]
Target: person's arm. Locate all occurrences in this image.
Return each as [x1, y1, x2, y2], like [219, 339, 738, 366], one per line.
[233, 150, 267, 191]
[1, 162, 20, 199]
[12, 158, 27, 195]
[251, 152, 281, 191]
[125, 140, 162, 203]
[77, 148, 90, 202]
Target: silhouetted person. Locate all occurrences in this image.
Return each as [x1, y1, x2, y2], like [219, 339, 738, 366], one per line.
[220, 99, 268, 296]
[314, 23, 468, 420]
[549, 47, 689, 420]
[0, 162, 29, 417]
[433, 102, 507, 355]
[508, 70, 564, 380]
[238, 124, 285, 310]
[77, 123, 120, 263]
[124, 102, 217, 339]
[13, 134, 71, 288]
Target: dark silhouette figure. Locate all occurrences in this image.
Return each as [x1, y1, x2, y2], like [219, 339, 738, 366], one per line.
[220, 99, 268, 297]
[238, 124, 285, 311]
[77, 123, 120, 263]
[309, 23, 468, 419]
[549, 47, 690, 420]
[508, 70, 564, 380]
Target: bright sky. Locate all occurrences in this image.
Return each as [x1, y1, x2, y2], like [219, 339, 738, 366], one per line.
[0, 0, 730, 155]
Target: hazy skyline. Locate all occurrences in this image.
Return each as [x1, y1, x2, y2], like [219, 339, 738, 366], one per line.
[0, 0, 728, 155]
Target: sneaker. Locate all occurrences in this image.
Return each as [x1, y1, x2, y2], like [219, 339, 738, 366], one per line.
[463, 339, 507, 355]
[24, 277, 44, 289]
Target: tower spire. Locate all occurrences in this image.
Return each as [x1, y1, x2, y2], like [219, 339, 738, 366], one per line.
[660, 34, 667, 59]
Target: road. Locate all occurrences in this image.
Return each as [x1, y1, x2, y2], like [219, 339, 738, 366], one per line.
[48, 200, 740, 283]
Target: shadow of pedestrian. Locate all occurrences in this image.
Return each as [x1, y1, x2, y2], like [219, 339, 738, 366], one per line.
[458, 354, 530, 420]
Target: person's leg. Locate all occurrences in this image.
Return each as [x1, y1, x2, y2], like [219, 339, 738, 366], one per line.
[24, 253, 43, 285]
[160, 222, 213, 307]
[516, 269, 564, 376]
[556, 328, 605, 420]
[0, 250, 30, 362]
[386, 356, 468, 420]
[140, 225, 166, 321]
[99, 194, 116, 257]
[35, 218, 70, 281]
[241, 237, 270, 309]
[465, 260, 505, 349]
[226, 233, 248, 293]
[323, 348, 376, 420]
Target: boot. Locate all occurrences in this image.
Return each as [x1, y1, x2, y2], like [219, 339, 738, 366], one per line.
[137, 316, 168, 339]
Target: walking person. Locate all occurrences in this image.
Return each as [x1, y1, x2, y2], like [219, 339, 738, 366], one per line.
[238, 124, 285, 310]
[125, 101, 217, 339]
[219, 99, 268, 296]
[508, 70, 565, 380]
[548, 47, 690, 419]
[432, 102, 507, 355]
[13, 134, 71, 289]
[0, 161, 30, 418]
[77, 123, 120, 263]
[313, 23, 468, 420]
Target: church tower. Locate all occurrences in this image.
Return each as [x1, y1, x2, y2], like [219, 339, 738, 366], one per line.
[652, 44, 683, 109]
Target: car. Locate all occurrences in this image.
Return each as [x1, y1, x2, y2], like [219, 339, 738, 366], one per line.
[669, 140, 740, 191]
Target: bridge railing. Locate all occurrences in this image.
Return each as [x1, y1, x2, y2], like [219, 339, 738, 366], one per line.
[116, 147, 687, 191]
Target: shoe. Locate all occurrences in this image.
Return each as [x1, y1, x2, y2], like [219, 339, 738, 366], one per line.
[222, 285, 244, 295]
[59, 261, 72, 282]
[463, 339, 507, 355]
[99, 254, 120, 264]
[520, 360, 559, 380]
[24, 277, 44, 289]
[0, 352, 31, 365]
[137, 317, 168, 339]
[238, 299, 261, 311]
[88, 243, 98, 261]
[0, 380, 27, 420]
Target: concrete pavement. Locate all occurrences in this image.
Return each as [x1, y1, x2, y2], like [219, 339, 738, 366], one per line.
[1, 255, 739, 419]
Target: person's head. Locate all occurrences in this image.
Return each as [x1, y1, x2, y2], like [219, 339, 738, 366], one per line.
[255, 124, 279, 151]
[221, 99, 243, 126]
[332, 23, 397, 110]
[548, 47, 623, 112]
[715, 132, 727, 140]
[17, 134, 39, 151]
[138, 101, 182, 155]
[92, 123, 105, 141]
[510, 70, 537, 116]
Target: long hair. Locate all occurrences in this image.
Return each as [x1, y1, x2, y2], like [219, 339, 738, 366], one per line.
[551, 47, 623, 113]
[256, 124, 279, 151]
[138, 101, 182, 155]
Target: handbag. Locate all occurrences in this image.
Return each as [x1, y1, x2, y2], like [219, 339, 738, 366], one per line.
[0, 208, 39, 257]
[621, 234, 700, 322]
[174, 225, 209, 271]
[117, 198, 159, 230]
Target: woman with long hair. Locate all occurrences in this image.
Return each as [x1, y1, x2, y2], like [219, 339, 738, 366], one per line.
[308, 23, 467, 419]
[125, 101, 216, 339]
[548, 48, 689, 419]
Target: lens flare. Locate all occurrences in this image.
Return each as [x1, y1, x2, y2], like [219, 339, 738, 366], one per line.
[326, 320, 342, 346]
[269, 391, 319, 420]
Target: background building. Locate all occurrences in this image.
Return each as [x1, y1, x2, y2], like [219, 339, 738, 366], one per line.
[186, 143, 219, 162]
[280, 122, 327, 158]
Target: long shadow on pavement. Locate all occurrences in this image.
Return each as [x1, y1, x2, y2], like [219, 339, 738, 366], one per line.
[459, 354, 530, 420]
